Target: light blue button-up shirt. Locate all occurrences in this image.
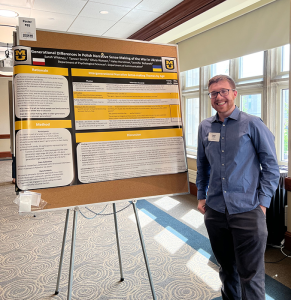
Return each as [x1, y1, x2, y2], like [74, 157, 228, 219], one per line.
[196, 107, 280, 215]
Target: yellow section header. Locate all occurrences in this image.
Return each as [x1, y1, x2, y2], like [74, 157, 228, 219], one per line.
[14, 65, 68, 76]
[15, 120, 72, 130]
[76, 128, 183, 143]
[72, 68, 177, 80]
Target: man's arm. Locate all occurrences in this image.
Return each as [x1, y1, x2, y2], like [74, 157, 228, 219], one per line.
[251, 118, 280, 209]
[196, 123, 211, 214]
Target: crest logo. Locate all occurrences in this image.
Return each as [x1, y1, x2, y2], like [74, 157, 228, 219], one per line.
[165, 59, 174, 70]
[15, 49, 27, 61]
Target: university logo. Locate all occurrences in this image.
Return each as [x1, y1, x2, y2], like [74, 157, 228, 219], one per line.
[165, 59, 174, 70]
[15, 49, 27, 61]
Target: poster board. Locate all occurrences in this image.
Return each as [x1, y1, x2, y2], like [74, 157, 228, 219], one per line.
[14, 30, 189, 211]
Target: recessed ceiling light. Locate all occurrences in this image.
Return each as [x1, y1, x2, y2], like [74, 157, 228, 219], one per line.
[99, 11, 109, 14]
[0, 10, 19, 18]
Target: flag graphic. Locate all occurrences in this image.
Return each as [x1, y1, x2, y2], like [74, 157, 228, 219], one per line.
[153, 65, 162, 72]
[32, 58, 45, 65]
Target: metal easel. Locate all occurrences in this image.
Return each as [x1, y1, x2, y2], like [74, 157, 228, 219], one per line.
[54, 201, 156, 300]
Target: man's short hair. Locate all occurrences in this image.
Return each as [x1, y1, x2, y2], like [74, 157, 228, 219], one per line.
[208, 75, 236, 90]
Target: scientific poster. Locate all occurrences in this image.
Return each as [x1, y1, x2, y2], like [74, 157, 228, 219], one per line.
[13, 46, 187, 191]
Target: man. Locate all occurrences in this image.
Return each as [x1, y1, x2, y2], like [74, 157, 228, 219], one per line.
[196, 74, 280, 300]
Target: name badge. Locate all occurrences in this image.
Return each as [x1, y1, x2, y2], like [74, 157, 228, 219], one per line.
[208, 132, 220, 142]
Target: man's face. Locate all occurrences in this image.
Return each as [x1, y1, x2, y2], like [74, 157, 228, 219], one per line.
[209, 80, 237, 115]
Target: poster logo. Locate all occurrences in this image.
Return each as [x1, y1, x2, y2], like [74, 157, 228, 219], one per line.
[15, 49, 27, 61]
[165, 59, 174, 70]
[162, 57, 177, 73]
[13, 46, 32, 66]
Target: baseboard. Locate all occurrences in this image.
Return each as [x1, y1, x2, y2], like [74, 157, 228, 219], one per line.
[0, 134, 10, 139]
[189, 182, 197, 196]
[284, 231, 291, 251]
[0, 152, 12, 158]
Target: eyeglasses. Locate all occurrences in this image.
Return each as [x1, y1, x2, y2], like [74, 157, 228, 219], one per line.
[208, 88, 236, 99]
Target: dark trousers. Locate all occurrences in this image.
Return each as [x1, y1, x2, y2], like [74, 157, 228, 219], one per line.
[204, 205, 267, 300]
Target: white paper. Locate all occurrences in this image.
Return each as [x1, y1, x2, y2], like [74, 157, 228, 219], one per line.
[19, 195, 32, 212]
[16, 128, 74, 190]
[77, 136, 187, 183]
[18, 17, 37, 41]
[15, 73, 70, 119]
[208, 132, 220, 142]
[24, 191, 41, 206]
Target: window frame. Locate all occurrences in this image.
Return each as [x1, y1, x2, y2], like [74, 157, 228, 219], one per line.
[182, 68, 200, 92]
[276, 82, 289, 164]
[183, 92, 200, 155]
[237, 89, 263, 118]
[234, 52, 265, 83]
[280, 88, 289, 163]
[275, 44, 290, 78]
[210, 60, 230, 78]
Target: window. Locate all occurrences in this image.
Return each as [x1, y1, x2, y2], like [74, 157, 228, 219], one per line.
[239, 51, 264, 78]
[182, 46, 289, 162]
[185, 97, 199, 150]
[240, 94, 261, 117]
[185, 68, 199, 87]
[281, 89, 289, 161]
[281, 44, 290, 72]
[211, 107, 216, 116]
[182, 68, 200, 154]
[211, 60, 229, 77]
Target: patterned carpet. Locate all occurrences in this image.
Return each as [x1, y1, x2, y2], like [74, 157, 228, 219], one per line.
[0, 159, 291, 300]
[0, 160, 222, 300]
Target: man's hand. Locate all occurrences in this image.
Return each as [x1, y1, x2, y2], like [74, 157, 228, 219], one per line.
[197, 199, 206, 214]
[259, 205, 266, 215]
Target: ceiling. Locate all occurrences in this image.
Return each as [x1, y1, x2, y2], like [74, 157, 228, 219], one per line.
[0, 0, 183, 42]
[0, 0, 275, 62]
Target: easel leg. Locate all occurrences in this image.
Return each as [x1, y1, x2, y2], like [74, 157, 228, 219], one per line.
[67, 208, 78, 300]
[113, 203, 124, 281]
[55, 209, 70, 295]
[132, 201, 157, 300]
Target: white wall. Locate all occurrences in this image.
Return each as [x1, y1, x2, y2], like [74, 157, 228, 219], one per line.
[0, 77, 11, 134]
[0, 139, 10, 152]
[187, 157, 197, 171]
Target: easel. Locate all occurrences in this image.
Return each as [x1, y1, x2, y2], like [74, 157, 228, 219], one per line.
[16, 29, 189, 300]
[54, 200, 157, 300]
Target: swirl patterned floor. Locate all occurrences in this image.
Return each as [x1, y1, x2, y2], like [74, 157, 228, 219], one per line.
[1, 159, 291, 300]
[0, 160, 222, 300]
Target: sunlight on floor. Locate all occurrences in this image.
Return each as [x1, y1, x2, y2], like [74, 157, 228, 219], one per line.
[186, 250, 221, 292]
[154, 196, 180, 211]
[128, 208, 156, 228]
[181, 209, 204, 228]
[266, 295, 275, 300]
[154, 226, 187, 254]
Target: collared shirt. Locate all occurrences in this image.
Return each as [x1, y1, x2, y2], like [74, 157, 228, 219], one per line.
[196, 107, 280, 215]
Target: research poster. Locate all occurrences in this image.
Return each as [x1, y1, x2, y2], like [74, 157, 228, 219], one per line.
[13, 46, 187, 191]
